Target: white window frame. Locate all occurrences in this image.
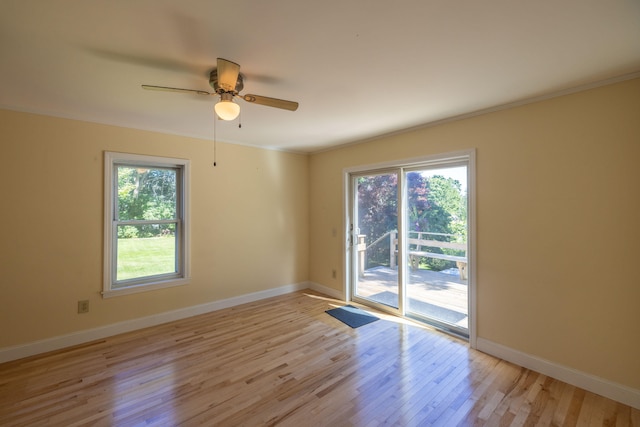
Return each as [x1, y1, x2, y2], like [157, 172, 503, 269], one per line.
[103, 152, 190, 298]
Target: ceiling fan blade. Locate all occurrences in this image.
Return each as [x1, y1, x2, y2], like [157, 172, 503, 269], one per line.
[142, 85, 212, 96]
[242, 94, 299, 111]
[217, 58, 240, 92]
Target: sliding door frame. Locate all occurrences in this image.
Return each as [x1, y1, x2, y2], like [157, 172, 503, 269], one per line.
[343, 149, 477, 347]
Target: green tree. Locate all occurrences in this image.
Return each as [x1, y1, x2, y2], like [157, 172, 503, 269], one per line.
[427, 175, 467, 242]
[357, 174, 397, 267]
[357, 171, 466, 271]
[117, 166, 177, 238]
[406, 172, 451, 236]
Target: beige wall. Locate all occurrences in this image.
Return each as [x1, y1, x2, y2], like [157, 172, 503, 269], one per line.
[0, 110, 309, 347]
[309, 78, 640, 390]
[1, 77, 639, 393]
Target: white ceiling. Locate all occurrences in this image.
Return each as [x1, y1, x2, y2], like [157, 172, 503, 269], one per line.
[1, 0, 639, 153]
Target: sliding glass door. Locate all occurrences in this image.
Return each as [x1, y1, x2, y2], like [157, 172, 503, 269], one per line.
[352, 171, 401, 310]
[349, 154, 472, 338]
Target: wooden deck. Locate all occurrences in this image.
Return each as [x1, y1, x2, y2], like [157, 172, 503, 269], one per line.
[1, 290, 638, 426]
[356, 266, 469, 329]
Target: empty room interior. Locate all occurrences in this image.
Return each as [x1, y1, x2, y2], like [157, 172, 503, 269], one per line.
[1, 1, 639, 425]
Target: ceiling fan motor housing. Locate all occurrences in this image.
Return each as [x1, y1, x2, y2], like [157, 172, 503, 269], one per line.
[209, 69, 244, 94]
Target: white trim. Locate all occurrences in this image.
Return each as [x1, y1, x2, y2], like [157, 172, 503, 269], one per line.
[103, 151, 191, 297]
[343, 170, 353, 304]
[313, 71, 640, 154]
[101, 278, 190, 298]
[2, 71, 638, 156]
[306, 281, 345, 300]
[0, 282, 308, 364]
[467, 149, 477, 349]
[342, 149, 474, 176]
[3, 283, 637, 410]
[476, 337, 640, 410]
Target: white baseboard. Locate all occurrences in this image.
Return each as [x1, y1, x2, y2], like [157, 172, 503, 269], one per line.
[476, 337, 640, 410]
[305, 281, 345, 300]
[0, 282, 309, 364]
[6, 288, 636, 410]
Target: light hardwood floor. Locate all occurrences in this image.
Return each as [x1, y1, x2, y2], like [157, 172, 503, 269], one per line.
[1, 291, 638, 426]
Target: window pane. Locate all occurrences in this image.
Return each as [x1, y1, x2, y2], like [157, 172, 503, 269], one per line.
[117, 166, 177, 221]
[354, 173, 399, 308]
[116, 223, 177, 282]
[405, 166, 469, 336]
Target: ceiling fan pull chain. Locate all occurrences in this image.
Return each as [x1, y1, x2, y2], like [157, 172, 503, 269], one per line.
[213, 112, 217, 167]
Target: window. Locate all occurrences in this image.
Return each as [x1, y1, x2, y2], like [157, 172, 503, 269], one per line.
[104, 152, 190, 297]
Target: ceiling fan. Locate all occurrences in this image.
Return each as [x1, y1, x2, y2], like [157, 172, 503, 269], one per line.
[142, 58, 299, 121]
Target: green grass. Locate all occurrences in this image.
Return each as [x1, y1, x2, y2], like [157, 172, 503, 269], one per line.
[117, 237, 176, 281]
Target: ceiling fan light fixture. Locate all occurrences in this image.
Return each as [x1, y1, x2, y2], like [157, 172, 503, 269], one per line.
[214, 93, 240, 120]
[143, 59, 298, 123]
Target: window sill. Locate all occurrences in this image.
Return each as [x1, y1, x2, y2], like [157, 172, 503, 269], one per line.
[102, 277, 190, 299]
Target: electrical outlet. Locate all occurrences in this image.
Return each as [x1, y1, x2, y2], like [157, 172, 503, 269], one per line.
[78, 300, 89, 314]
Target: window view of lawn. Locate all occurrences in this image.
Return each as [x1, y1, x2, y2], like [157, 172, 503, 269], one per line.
[116, 236, 176, 281]
[104, 154, 188, 295]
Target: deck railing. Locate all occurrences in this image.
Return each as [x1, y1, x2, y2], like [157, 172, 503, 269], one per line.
[357, 230, 467, 280]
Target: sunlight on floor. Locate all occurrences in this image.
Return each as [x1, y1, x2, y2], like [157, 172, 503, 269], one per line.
[303, 292, 438, 331]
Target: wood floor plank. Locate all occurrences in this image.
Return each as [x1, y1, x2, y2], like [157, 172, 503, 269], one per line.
[0, 290, 638, 426]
